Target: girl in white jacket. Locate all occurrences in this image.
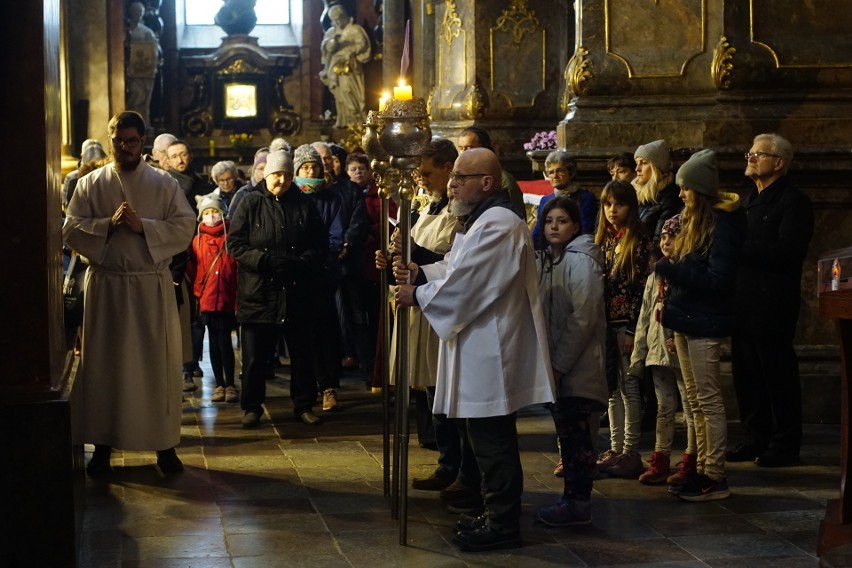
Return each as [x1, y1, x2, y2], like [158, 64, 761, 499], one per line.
[627, 215, 696, 486]
[534, 197, 609, 527]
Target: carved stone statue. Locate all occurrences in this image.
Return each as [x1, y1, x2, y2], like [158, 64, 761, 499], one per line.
[125, 2, 161, 126]
[319, 5, 371, 130]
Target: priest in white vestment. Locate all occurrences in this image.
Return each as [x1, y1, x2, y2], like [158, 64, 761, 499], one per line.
[63, 111, 196, 474]
[396, 148, 555, 552]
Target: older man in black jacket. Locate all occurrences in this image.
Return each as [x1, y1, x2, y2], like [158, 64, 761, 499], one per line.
[728, 133, 814, 467]
[227, 150, 328, 428]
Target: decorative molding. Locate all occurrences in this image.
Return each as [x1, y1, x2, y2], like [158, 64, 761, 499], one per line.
[495, 0, 540, 45]
[180, 75, 212, 136]
[463, 78, 488, 119]
[565, 46, 592, 99]
[711, 35, 736, 90]
[441, 0, 462, 46]
[218, 58, 262, 75]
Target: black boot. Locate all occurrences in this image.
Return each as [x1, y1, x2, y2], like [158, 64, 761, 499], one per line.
[87, 444, 112, 476]
[156, 448, 184, 473]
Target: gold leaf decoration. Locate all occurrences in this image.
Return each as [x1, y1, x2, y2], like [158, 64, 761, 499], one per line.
[441, 0, 462, 46]
[711, 35, 736, 90]
[495, 0, 540, 45]
[565, 46, 593, 99]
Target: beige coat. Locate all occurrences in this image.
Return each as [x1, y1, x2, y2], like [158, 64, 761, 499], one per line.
[390, 203, 457, 388]
[63, 161, 196, 450]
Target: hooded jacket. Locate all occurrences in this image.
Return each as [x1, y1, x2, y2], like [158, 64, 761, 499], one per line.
[536, 234, 608, 408]
[187, 220, 238, 314]
[656, 192, 746, 337]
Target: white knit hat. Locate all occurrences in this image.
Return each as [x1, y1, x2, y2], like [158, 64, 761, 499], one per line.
[196, 193, 226, 220]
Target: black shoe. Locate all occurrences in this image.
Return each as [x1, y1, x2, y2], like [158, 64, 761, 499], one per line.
[419, 441, 439, 451]
[412, 473, 454, 491]
[156, 448, 184, 473]
[86, 445, 112, 476]
[241, 410, 262, 428]
[192, 367, 203, 378]
[455, 512, 488, 532]
[451, 526, 521, 552]
[754, 448, 800, 468]
[726, 442, 764, 462]
[299, 411, 322, 426]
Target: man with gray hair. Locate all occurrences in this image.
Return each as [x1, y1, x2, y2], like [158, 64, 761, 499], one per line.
[150, 132, 177, 171]
[728, 133, 813, 468]
[531, 149, 598, 246]
[227, 150, 328, 428]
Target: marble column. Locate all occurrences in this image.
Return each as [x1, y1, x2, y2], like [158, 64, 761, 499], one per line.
[0, 0, 83, 565]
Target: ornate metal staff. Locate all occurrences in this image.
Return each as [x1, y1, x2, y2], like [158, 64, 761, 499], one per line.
[379, 96, 431, 545]
[362, 110, 394, 499]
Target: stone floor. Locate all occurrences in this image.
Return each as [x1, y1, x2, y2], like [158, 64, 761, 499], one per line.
[78, 355, 843, 567]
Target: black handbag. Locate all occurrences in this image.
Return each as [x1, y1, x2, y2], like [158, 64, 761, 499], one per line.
[63, 252, 86, 328]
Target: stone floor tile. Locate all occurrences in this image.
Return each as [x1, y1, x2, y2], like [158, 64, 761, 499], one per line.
[232, 554, 350, 567]
[671, 533, 807, 561]
[217, 497, 315, 517]
[227, 530, 338, 557]
[119, 516, 223, 538]
[647, 513, 763, 538]
[706, 555, 819, 567]
[568, 538, 695, 566]
[221, 512, 328, 535]
[121, 559, 234, 568]
[122, 532, 228, 560]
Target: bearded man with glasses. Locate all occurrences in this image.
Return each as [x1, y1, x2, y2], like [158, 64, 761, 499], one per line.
[728, 133, 814, 468]
[63, 111, 196, 475]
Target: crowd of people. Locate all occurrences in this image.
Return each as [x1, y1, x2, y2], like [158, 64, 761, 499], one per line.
[62, 111, 814, 552]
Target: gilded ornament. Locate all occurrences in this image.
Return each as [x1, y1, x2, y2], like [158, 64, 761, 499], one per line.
[495, 0, 540, 45]
[220, 58, 261, 75]
[441, 0, 462, 46]
[565, 46, 593, 99]
[711, 35, 736, 90]
[463, 79, 488, 119]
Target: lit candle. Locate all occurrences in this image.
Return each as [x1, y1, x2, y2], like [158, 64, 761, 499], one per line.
[393, 80, 412, 101]
[379, 91, 390, 110]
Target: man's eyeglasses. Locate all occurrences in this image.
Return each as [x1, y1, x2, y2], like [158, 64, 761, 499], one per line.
[111, 136, 142, 149]
[744, 152, 779, 161]
[449, 172, 487, 185]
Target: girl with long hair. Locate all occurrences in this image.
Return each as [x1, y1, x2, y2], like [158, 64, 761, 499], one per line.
[594, 180, 653, 478]
[655, 149, 746, 501]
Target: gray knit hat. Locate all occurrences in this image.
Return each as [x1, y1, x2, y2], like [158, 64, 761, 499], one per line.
[264, 150, 293, 176]
[293, 144, 322, 176]
[196, 192, 226, 220]
[676, 149, 718, 197]
[634, 139, 672, 173]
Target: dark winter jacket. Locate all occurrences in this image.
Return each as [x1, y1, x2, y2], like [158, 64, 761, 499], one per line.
[639, 181, 683, 245]
[733, 176, 813, 340]
[227, 185, 327, 324]
[657, 192, 746, 338]
[532, 188, 599, 246]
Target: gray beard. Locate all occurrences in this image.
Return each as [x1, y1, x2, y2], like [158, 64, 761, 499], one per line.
[450, 199, 475, 217]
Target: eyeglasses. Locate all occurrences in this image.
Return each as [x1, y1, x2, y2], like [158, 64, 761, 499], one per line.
[449, 172, 487, 185]
[111, 136, 142, 149]
[744, 152, 780, 161]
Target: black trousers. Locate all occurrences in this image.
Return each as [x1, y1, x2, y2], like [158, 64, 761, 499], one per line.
[731, 334, 802, 454]
[427, 387, 480, 486]
[550, 397, 596, 501]
[240, 322, 317, 416]
[453, 414, 522, 535]
[202, 312, 236, 387]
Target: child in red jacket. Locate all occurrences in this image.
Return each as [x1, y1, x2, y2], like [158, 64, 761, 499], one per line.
[188, 194, 239, 402]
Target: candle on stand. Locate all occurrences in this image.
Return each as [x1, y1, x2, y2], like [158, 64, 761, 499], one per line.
[379, 91, 391, 110]
[393, 80, 412, 101]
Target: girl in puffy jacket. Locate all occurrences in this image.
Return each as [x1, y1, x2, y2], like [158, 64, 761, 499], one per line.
[655, 149, 746, 502]
[534, 197, 608, 527]
[188, 194, 239, 403]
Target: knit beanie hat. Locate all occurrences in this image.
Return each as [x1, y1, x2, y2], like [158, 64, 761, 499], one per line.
[264, 150, 293, 176]
[676, 149, 718, 197]
[661, 214, 682, 237]
[634, 139, 672, 173]
[252, 152, 268, 170]
[196, 193, 226, 220]
[293, 144, 322, 176]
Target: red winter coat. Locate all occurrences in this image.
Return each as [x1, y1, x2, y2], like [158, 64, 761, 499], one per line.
[187, 221, 238, 314]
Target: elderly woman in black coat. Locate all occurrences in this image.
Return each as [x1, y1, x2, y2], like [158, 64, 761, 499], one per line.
[227, 150, 328, 428]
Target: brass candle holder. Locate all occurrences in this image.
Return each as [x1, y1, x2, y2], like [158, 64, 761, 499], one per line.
[362, 98, 431, 546]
